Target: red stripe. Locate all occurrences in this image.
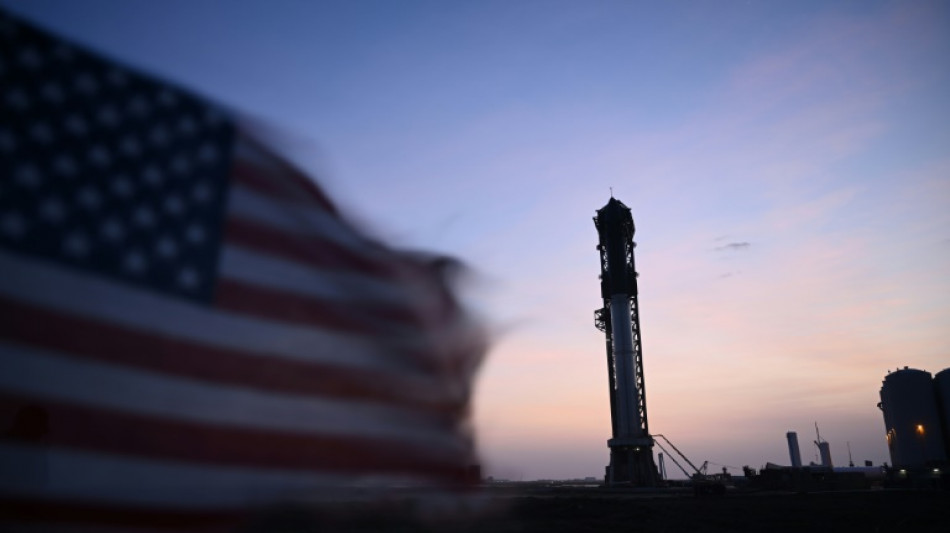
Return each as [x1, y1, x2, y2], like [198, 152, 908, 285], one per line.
[0, 496, 243, 530]
[0, 392, 466, 477]
[216, 278, 424, 334]
[232, 135, 338, 214]
[0, 295, 462, 416]
[225, 216, 393, 278]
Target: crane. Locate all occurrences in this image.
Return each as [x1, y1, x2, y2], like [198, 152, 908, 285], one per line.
[651, 434, 727, 495]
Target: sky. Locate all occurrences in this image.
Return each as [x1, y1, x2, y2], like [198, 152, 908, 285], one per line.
[4, 0, 948, 480]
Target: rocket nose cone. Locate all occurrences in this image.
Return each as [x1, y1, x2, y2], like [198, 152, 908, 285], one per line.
[597, 197, 635, 233]
[599, 198, 626, 217]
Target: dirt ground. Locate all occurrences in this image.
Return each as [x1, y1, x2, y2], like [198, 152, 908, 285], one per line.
[248, 485, 950, 533]
[465, 488, 950, 533]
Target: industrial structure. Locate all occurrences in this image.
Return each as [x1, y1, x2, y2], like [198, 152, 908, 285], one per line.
[593, 197, 659, 486]
[786, 432, 802, 468]
[878, 367, 950, 468]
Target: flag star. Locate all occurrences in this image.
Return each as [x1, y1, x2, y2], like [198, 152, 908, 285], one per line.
[97, 105, 120, 127]
[75, 72, 99, 95]
[157, 88, 179, 107]
[155, 235, 178, 258]
[0, 17, 18, 37]
[53, 44, 75, 62]
[5, 87, 29, 110]
[185, 223, 206, 244]
[192, 182, 213, 203]
[197, 143, 219, 164]
[41, 82, 65, 104]
[88, 145, 111, 167]
[128, 95, 150, 117]
[111, 176, 134, 197]
[99, 217, 124, 242]
[170, 153, 192, 175]
[203, 106, 224, 126]
[63, 231, 90, 257]
[76, 186, 103, 211]
[0, 128, 15, 152]
[178, 267, 200, 289]
[133, 206, 156, 228]
[39, 197, 67, 223]
[106, 68, 128, 87]
[142, 165, 164, 187]
[178, 115, 197, 136]
[14, 164, 42, 188]
[164, 195, 185, 216]
[18, 46, 43, 69]
[123, 250, 147, 274]
[149, 124, 171, 147]
[1, 212, 27, 238]
[119, 135, 142, 157]
[30, 122, 54, 144]
[53, 154, 78, 177]
[64, 114, 88, 136]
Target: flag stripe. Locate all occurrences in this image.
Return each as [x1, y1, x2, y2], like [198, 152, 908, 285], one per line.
[0, 295, 460, 414]
[216, 278, 420, 334]
[0, 251, 418, 371]
[0, 443, 416, 508]
[227, 185, 365, 250]
[0, 343, 462, 447]
[0, 392, 463, 477]
[219, 244, 409, 306]
[231, 137, 337, 214]
[225, 216, 394, 278]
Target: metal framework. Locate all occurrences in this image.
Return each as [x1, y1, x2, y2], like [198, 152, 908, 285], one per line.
[593, 197, 658, 486]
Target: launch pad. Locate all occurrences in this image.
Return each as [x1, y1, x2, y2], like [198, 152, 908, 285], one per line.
[594, 197, 660, 486]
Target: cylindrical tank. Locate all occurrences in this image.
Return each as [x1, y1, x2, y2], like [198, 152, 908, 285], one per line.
[817, 441, 833, 468]
[879, 368, 947, 467]
[934, 368, 950, 460]
[786, 432, 802, 468]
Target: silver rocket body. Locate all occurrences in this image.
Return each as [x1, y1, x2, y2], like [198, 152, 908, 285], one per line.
[609, 294, 642, 438]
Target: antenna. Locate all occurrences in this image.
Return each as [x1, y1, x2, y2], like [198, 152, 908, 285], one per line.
[847, 441, 854, 467]
[609, 187, 614, 198]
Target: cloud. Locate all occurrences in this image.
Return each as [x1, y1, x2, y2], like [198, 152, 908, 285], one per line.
[715, 241, 751, 251]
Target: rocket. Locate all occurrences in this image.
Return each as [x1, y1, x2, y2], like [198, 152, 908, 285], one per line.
[594, 197, 657, 485]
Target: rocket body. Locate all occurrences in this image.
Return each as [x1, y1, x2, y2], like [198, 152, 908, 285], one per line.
[609, 294, 642, 438]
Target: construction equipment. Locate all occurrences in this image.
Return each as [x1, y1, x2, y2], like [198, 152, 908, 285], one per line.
[652, 434, 726, 495]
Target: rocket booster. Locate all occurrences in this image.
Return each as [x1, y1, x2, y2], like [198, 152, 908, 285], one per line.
[595, 198, 645, 439]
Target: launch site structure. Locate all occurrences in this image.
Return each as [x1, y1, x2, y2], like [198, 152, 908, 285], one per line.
[594, 197, 660, 486]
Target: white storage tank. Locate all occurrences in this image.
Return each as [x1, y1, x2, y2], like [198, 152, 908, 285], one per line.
[786, 431, 802, 468]
[879, 367, 947, 467]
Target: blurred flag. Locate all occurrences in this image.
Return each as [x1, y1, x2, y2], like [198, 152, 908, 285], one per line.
[0, 8, 484, 530]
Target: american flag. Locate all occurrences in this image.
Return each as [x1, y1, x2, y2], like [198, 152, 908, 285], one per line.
[0, 9, 484, 530]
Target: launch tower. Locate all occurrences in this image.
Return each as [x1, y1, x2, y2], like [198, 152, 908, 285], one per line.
[594, 197, 659, 486]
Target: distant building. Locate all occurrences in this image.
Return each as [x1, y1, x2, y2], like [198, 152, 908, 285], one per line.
[878, 367, 949, 467]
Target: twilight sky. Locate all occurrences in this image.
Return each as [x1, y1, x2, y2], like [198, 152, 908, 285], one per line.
[5, 0, 948, 480]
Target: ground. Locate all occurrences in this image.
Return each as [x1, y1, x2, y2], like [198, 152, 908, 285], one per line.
[249, 484, 950, 532]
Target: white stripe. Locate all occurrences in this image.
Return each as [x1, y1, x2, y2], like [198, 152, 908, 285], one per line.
[0, 342, 464, 453]
[0, 444, 435, 508]
[220, 244, 410, 305]
[228, 184, 367, 249]
[0, 251, 426, 371]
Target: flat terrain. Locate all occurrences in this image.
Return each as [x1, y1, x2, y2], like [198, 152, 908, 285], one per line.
[251, 485, 950, 532]
[462, 487, 949, 532]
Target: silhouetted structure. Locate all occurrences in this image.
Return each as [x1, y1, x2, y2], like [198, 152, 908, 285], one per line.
[878, 367, 948, 467]
[593, 197, 659, 486]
